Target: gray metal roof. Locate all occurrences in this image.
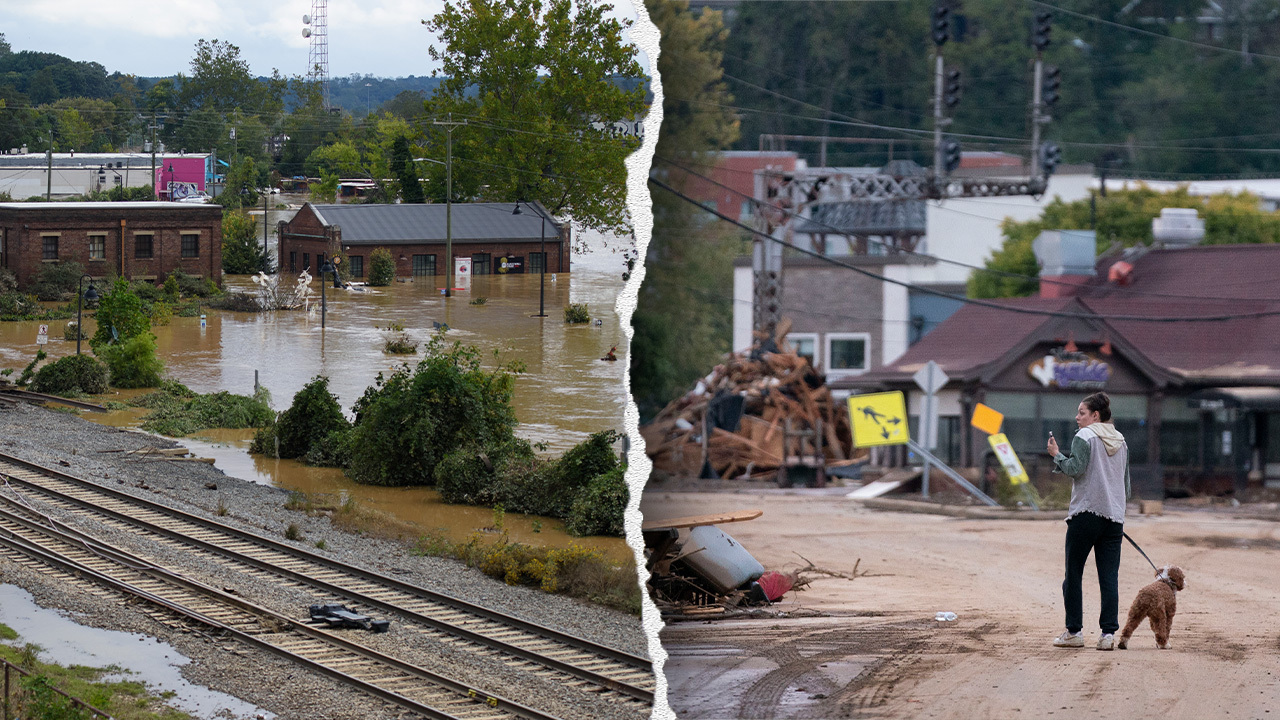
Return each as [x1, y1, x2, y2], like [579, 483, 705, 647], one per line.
[309, 203, 562, 245]
[796, 199, 926, 236]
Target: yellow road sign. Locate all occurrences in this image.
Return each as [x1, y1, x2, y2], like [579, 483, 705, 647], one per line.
[988, 432, 1030, 485]
[971, 402, 1005, 435]
[848, 392, 910, 448]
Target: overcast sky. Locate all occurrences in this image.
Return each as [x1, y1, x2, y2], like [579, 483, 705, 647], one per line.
[0, 0, 644, 80]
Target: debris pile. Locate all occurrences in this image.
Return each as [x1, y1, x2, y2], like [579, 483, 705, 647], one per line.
[641, 330, 863, 483]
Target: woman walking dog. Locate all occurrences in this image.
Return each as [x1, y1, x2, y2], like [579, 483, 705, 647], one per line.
[1047, 391, 1132, 651]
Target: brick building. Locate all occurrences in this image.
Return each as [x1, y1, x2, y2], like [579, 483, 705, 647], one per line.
[0, 202, 223, 288]
[277, 202, 569, 281]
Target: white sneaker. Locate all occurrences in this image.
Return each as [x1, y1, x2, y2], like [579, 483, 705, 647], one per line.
[1097, 634, 1115, 651]
[1053, 631, 1084, 648]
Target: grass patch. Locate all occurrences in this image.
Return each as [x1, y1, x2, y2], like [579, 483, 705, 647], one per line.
[414, 530, 641, 615]
[131, 382, 272, 437]
[284, 523, 303, 541]
[469, 296, 487, 305]
[0, 622, 17, 640]
[0, 642, 193, 720]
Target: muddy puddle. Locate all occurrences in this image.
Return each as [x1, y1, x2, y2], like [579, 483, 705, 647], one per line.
[0, 583, 271, 719]
[0, 229, 635, 562]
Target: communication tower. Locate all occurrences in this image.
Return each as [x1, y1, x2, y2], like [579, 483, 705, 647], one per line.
[302, 1, 330, 107]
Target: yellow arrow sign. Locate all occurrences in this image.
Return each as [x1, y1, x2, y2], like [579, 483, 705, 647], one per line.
[988, 432, 1030, 485]
[847, 391, 910, 448]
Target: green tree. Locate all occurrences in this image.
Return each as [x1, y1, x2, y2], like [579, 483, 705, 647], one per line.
[631, 0, 742, 420]
[217, 157, 260, 210]
[304, 141, 362, 178]
[346, 337, 522, 487]
[180, 39, 265, 114]
[422, 0, 646, 233]
[309, 170, 339, 203]
[90, 279, 150, 349]
[968, 186, 1280, 298]
[390, 135, 425, 203]
[221, 210, 272, 274]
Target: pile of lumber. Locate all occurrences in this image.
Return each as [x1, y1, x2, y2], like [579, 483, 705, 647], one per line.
[641, 330, 864, 480]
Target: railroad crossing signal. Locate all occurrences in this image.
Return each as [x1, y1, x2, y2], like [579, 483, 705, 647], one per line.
[848, 392, 910, 448]
[1042, 65, 1061, 107]
[1040, 142, 1062, 176]
[944, 68, 962, 108]
[1032, 11, 1052, 51]
[943, 139, 962, 174]
[932, 3, 950, 46]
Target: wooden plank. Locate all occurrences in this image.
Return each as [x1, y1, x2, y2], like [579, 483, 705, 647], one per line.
[641, 509, 763, 531]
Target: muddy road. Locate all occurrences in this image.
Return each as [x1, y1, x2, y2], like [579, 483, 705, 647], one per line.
[642, 490, 1280, 719]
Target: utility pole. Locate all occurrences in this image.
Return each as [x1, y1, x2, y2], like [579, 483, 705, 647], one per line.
[150, 114, 158, 200]
[432, 113, 466, 298]
[931, 1, 950, 180]
[1030, 11, 1052, 178]
[46, 128, 53, 201]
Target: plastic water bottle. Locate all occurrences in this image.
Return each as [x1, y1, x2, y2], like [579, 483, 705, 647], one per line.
[935, 611, 957, 622]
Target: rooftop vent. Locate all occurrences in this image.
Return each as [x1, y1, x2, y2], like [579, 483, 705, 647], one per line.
[1151, 207, 1204, 246]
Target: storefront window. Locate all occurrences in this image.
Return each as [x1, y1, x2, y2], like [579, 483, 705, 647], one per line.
[1161, 401, 1201, 469]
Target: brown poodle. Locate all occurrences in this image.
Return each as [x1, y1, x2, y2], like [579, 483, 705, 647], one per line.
[1118, 565, 1186, 650]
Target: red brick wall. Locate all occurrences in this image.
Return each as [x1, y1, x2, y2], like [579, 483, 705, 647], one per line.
[0, 204, 222, 288]
[278, 205, 570, 278]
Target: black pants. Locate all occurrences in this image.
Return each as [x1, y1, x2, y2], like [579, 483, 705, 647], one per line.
[1063, 511, 1123, 634]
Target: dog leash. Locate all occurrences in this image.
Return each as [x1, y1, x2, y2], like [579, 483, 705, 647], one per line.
[1123, 532, 1158, 572]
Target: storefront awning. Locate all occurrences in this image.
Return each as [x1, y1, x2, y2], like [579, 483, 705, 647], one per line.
[1186, 387, 1280, 412]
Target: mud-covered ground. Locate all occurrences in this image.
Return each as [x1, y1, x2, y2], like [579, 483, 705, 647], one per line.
[642, 488, 1280, 720]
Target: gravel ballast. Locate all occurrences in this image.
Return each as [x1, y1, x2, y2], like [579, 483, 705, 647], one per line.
[0, 403, 651, 720]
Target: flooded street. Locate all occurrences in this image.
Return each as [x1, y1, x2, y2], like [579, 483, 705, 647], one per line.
[0, 227, 634, 559]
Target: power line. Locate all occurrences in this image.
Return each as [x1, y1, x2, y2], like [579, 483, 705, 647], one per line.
[648, 175, 1280, 323]
[656, 155, 1280, 302]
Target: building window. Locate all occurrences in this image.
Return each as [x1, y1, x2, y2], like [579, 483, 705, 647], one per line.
[412, 254, 436, 277]
[349, 255, 364, 278]
[135, 234, 153, 259]
[289, 252, 297, 272]
[471, 253, 491, 276]
[181, 233, 199, 258]
[789, 333, 818, 368]
[528, 252, 545, 275]
[42, 235, 58, 260]
[826, 333, 870, 375]
[303, 253, 310, 272]
[89, 234, 105, 260]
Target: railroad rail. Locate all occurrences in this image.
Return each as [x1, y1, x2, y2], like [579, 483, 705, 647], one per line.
[0, 452, 654, 708]
[0, 500, 551, 720]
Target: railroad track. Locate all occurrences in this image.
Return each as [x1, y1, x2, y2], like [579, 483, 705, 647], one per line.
[0, 499, 552, 720]
[0, 453, 654, 709]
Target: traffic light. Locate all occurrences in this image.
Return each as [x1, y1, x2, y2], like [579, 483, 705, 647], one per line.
[1042, 65, 1061, 107]
[1032, 11, 1052, 51]
[1040, 142, 1062, 176]
[933, 4, 950, 46]
[944, 68, 962, 108]
[943, 139, 962, 174]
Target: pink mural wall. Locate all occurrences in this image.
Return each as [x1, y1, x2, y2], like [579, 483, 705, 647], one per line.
[153, 156, 208, 199]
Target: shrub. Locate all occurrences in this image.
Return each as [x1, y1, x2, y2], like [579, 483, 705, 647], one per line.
[302, 427, 354, 467]
[130, 280, 162, 301]
[434, 437, 536, 505]
[520, 430, 621, 518]
[222, 210, 274, 274]
[565, 464, 628, 537]
[564, 303, 590, 324]
[31, 261, 86, 301]
[162, 273, 180, 300]
[17, 350, 47, 386]
[168, 269, 219, 298]
[97, 333, 164, 388]
[383, 332, 418, 354]
[469, 297, 487, 305]
[30, 354, 110, 395]
[252, 376, 349, 459]
[0, 268, 17, 295]
[207, 292, 262, 312]
[62, 322, 86, 341]
[90, 279, 149, 349]
[346, 337, 522, 487]
[368, 247, 395, 286]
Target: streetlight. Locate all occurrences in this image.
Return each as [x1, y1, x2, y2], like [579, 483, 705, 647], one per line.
[512, 201, 548, 318]
[75, 275, 98, 355]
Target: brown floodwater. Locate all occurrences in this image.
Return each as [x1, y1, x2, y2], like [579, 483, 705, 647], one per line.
[0, 231, 635, 562]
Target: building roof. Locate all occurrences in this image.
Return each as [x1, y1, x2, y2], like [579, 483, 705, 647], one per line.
[0, 202, 214, 211]
[0, 153, 208, 168]
[852, 243, 1280, 389]
[306, 203, 563, 245]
